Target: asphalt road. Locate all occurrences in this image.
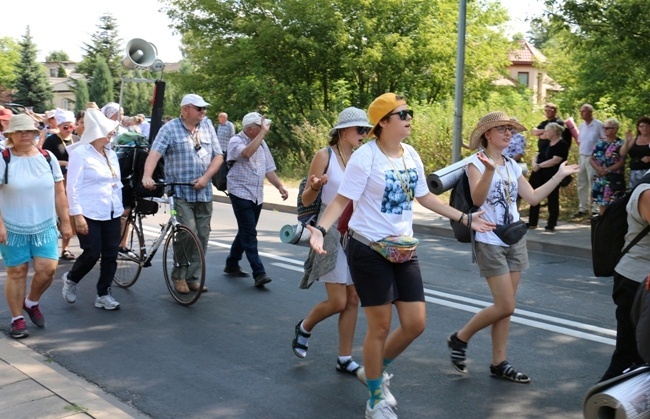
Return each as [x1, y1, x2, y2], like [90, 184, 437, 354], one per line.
[2, 202, 616, 418]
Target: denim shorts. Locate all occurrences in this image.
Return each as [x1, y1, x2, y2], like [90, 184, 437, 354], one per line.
[0, 230, 59, 267]
[475, 238, 529, 278]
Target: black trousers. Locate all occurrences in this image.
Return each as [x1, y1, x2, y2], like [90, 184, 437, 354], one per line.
[528, 169, 560, 228]
[69, 217, 121, 296]
[600, 273, 644, 381]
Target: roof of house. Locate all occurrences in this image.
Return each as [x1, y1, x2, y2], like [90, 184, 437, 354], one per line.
[508, 39, 547, 65]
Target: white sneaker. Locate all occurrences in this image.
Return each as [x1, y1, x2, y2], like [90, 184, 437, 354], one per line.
[62, 272, 77, 303]
[95, 290, 120, 310]
[365, 399, 397, 419]
[357, 367, 397, 407]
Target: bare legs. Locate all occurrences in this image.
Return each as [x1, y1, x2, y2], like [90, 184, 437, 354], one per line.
[362, 301, 426, 381]
[303, 283, 359, 357]
[5, 258, 57, 316]
[456, 271, 520, 365]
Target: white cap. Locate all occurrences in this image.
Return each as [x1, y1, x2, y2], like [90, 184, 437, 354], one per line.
[54, 109, 75, 126]
[242, 112, 271, 129]
[180, 94, 210, 107]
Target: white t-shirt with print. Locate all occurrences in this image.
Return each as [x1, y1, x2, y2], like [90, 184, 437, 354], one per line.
[467, 153, 523, 246]
[338, 140, 429, 242]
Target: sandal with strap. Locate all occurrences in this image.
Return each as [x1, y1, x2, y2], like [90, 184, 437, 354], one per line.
[292, 320, 310, 358]
[490, 360, 530, 383]
[336, 358, 360, 376]
[61, 250, 75, 260]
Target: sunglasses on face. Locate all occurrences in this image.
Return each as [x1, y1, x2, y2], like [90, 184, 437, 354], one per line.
[60, 125, 74, 130]
[388, 109, 414, 121]
[356, 126, 371, 135]
[604, 127, 617, 130]
[493, 125, 516, 133]
[192, 105, 207, 112]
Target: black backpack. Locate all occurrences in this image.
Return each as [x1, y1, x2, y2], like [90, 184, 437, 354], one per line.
[3, 148, 52, 183]
[591, 174, 650, 277]
[211, 151, 231, 194]
[449, 170, 478, 243]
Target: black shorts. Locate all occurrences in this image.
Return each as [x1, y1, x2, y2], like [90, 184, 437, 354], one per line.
[346, 237, 425, 307]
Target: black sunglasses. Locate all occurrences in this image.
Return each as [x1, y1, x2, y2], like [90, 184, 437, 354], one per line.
[356, 126, 371, 135]
[191, 105, 207, 112]
[388, 109, 414, 121]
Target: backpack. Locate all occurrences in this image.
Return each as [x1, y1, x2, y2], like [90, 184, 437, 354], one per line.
[211, 151, 231, 194]
[116, 144, 164, 199]
[297, 147, 332, 226]
[449, 169, 478, 243]
[3, 148, 52, 184]
[591, 174, 650, 277]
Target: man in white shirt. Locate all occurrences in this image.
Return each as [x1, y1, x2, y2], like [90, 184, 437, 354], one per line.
[574, 103, 605, 217]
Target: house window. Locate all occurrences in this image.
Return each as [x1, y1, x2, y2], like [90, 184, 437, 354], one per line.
[517, 72, 529, 87]
[49, 68, 57, 77]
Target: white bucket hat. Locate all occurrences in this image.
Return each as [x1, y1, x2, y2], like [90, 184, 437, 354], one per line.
[80, 108, 120, 144]
[54, 109, 75, 126]
[328, 107, 373, 138]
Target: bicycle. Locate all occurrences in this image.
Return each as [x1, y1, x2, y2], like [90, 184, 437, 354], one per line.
[114, 181, 206, 306]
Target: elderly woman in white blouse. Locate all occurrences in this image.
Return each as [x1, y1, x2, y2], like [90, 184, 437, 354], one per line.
[61, 108, 123, 310]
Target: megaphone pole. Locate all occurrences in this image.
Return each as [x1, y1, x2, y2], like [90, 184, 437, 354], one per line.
[149, 80, 165, 145]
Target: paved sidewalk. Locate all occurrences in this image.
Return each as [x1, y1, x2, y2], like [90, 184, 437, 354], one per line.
[0, 183, 591, 418]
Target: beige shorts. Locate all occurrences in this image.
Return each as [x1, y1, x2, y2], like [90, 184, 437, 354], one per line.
[475, 239, 529, 278]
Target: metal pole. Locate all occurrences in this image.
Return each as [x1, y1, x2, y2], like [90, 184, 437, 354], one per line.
[452, 0, 467, 163]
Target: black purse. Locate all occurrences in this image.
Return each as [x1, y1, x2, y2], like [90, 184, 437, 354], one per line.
[494, 220, 528, 245]
[492, 161, 527, 245]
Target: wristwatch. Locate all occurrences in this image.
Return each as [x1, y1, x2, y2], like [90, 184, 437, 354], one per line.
[315, 225, 327, 236]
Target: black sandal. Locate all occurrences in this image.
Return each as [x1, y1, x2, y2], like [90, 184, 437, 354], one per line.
[336, 358, 360, 376]
[292, 320, 310, 358]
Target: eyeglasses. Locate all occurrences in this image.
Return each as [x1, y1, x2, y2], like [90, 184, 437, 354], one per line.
[603, 127, 617, 130]
[388, 109, 414, 121]
[493, 125, 516, 133]
[356, 126, 371, 135]
[191, 105, 207, 112]
[544, 108, 556, 112]
[60, 125, 74, 130]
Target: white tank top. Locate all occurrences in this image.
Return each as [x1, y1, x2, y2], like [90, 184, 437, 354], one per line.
[321, 147, 344, 205]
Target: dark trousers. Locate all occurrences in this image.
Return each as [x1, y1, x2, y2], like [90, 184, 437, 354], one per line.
[600, 273, 644, 381]
[226, 194, 264, 277]
[69, 217, 121, 296]
[528, 170, 560, 228]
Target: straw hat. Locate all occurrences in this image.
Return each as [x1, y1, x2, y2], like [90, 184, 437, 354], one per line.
[3, 114, 40, 134]
[80, 108, 119, 144]
[328, 107, 373, 138]
[469, 111, 526, 150]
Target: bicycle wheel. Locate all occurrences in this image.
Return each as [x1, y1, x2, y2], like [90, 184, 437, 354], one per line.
[162, 224, 205, 305]
[114, 217, 143, 288]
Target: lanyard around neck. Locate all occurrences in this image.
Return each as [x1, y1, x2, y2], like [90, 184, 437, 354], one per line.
[377, 141, 412, 202]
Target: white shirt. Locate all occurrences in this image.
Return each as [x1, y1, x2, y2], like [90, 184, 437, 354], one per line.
[578, 119, 605, 155]
[67, 144, 124, 220]
[321, 147, 343, 205]
[338, 140, 429, 242]
[467, 154, 523, 246]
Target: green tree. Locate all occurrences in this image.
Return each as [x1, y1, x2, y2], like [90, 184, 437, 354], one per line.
[46, 51, 70, 62]
[13, 27, 52, 112]
[0, 37, 20, 92]
[76, 14, 123, 100]
[57, 65, 67, 77]
[88, 56, 113, 106]
[74, 78, 89, 113]
[543, 0, 650, 119]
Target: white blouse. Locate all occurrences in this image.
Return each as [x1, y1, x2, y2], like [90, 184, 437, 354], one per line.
[67, 144, 124, 220]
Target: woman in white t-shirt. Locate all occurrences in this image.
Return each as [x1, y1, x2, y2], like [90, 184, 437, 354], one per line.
[307, 94, 495, 419]
[293, 107, 373, 376]
[446, 112, 577, 384]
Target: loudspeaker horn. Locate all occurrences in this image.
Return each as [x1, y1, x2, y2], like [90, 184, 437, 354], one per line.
[121, 38, 157, 70]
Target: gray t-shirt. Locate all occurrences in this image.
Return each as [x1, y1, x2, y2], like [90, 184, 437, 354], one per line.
[615, 182, 650, 282]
